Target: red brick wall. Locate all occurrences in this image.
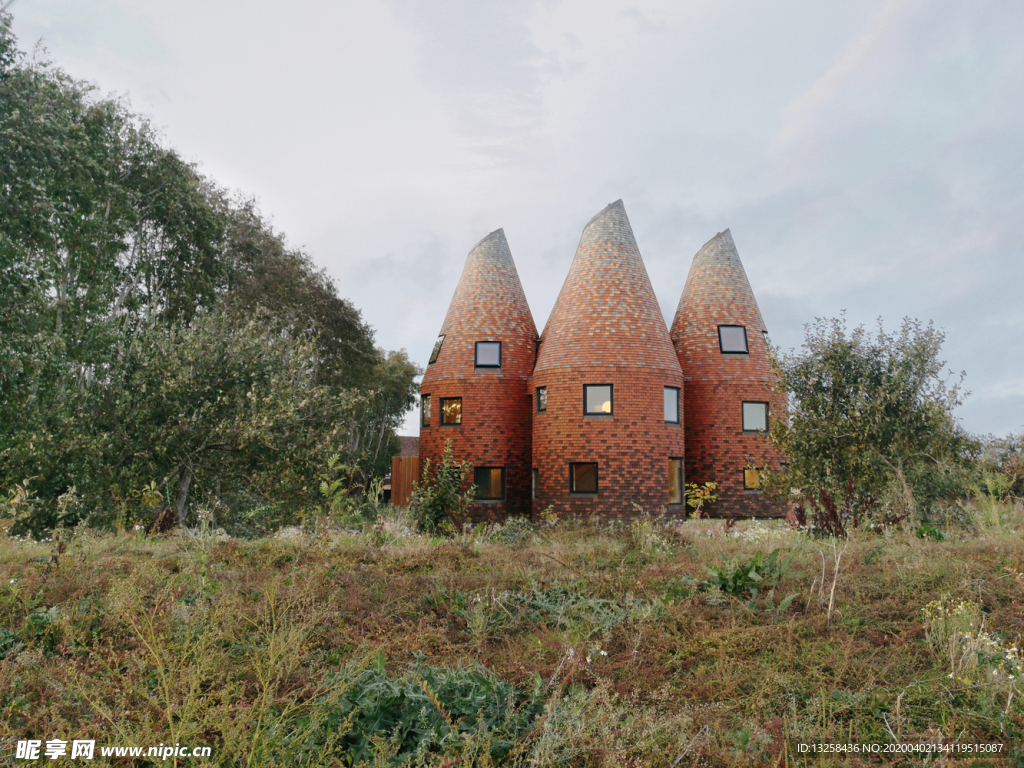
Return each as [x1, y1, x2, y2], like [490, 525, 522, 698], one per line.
[532, 201, 687, 521]
[419, 229, 537, 520]
[671, 230, 786, 517]
[531, 367, 686, 520]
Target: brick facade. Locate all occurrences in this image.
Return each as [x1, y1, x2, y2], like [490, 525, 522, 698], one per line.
[670, 229, 787, 517]
[419, 229, 537, 519]
[416, 208, 783, 521]
[531, 201, 686, 520]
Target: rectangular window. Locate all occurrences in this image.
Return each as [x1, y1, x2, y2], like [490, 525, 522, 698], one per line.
[584, 384, 613, 415]
[474, 467, 505, 500]
[532, 468, 539, 499]
[667, 458, 684, 504]
[742, 401, 769, 432]
[536, 386, 547, 412]
[475, 341, 501, 368]
[570, 462, 598, 493]
[718, 325, 748, 354]
[429, 335, 445, 364]
[743, 467, 760, 490]
[421, 394, 431, 427]
[664, 386, 680, 423]
[440, 397, 462, 425]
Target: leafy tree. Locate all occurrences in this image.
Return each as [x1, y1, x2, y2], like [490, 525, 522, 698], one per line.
[768, 315, 971, 513]
[0, 19, 419, 534]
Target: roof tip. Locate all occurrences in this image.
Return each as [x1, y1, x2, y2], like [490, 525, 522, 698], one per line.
[584, 198, 627, 230]
[469, 227, 508, 252]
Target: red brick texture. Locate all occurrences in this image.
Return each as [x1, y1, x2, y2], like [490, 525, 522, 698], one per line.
[419, 229, 537, 519]
[670, 229, 787, 517]
[532, 201, 686, 521]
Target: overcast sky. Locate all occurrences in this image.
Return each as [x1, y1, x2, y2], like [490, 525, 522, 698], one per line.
[8, 0, 1024, 437]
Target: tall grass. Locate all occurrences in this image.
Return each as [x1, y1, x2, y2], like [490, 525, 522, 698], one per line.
[2, 499, 1023, 765]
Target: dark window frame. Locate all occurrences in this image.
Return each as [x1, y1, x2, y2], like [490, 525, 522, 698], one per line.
[569, 462, 599, 494]
[421, 394, 432, 428]
[664, 386, 680, 424]
[717, 325, 749, 354]
[583, 384, 614, 416]
[536, 386, 547, 412]
[531, 468, 539, 499]
[474, 341, 502, 369]
[428, 335, 445, 364]
[741, 401, 770, 433]
[440, 396, 463, 426]
[743, 466, 760, 491]
[473, 466, 506, 501]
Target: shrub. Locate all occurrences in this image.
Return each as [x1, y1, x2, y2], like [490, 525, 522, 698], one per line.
[309, 655, 543, 765]
[408, 440, 475, 534]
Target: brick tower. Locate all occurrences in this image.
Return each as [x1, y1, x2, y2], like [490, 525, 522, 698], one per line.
[418, 229, 538, 519]
[670, 229, 785, 517]
[532, 200, 687, 520]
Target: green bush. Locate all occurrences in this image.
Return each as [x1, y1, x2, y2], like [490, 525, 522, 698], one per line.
[674, 548, 797, 610]
[307, 654, 542, 765]
[408, 440, 475, 533]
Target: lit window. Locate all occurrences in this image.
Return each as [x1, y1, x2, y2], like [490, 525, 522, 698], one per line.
[536, 386, 547, 412]
[429, 335, 445, 364]
[570, 462, 598, 493]
[475, 341, 501, 368]
[421, 394, 431, 427]
[718, 325, 748, 354]
[474, 467, 505, 500]
[532, 468, 539, 499]
[584, 384, 613, 415]
[664, 387, 680, 423]
[743, 467, 760, 490]
[440, 397, 462, 425]
[667, 458, 684, 504]
[742, 402, 768, 433]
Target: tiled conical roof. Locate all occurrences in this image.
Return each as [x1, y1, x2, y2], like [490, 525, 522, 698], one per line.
[429, 228, 538, 380]
[535, 200, 679, 373]
[670, 229, 766, 347]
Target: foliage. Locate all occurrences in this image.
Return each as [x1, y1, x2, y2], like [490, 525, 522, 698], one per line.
[685, 481, 718, 518]
[0, 20, 418, 534]
[409, 440, 475, 534]
[312, 654, 543, 764]
[676, 548, 797, 612]
[769, 315, 970, 514]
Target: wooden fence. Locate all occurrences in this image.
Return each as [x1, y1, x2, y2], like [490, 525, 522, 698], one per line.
[390, 456, 420, 507]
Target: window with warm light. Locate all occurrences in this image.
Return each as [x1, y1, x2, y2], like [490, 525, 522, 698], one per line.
[718, 325, 748, 354]
[440, 397, 462, 425]
[667, 458, 684, 504]
[743, 467, 760, 490]
[474, 467, 505, 500]
[570, 463, 598, 493]
[584, 384, 613, 415]
[475, 341, 501, 368]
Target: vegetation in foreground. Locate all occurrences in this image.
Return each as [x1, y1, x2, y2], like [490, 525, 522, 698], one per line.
[2, 496, 1024, 767]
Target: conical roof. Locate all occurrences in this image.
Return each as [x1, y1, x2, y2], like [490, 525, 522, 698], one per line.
[535, 200, 680, 373]
[426, 228, 537, 378]
[670, 229, 766, 345]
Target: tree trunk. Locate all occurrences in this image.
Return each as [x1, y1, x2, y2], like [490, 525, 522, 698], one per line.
[175, 462, 194, 527]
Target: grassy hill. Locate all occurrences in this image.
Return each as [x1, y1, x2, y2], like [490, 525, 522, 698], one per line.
[2, 505, 1023, 766]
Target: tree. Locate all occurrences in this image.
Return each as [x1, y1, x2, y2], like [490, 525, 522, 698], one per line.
[768, 316, 970, 513]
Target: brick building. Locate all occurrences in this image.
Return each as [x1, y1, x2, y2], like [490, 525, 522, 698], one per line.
[417, 201, 784, 521]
